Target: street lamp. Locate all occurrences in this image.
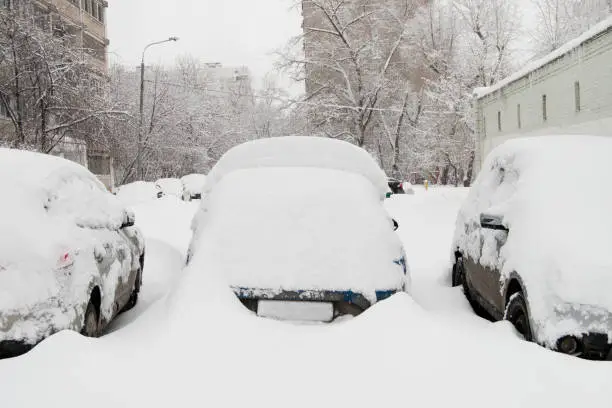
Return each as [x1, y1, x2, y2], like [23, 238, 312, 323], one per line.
[137, 36, 179, 179]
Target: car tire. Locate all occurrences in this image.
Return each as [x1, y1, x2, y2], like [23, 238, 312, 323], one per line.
[504, 292, 533, 342]
[81, 300, 99, 338]
[451, 258, 464, 287]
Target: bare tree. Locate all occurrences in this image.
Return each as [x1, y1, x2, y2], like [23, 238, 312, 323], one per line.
[281, 0, 424, 161]
[0, 2, 123, 153]
[530, 0, 612, 55]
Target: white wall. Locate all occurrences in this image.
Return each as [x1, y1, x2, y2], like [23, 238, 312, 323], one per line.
[475, 26, 612, 173]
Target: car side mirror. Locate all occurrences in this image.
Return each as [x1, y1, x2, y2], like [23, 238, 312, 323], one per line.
[121, 211, 135, 228]
[480, 214, 508, 231]
[392, 219, 399, 231]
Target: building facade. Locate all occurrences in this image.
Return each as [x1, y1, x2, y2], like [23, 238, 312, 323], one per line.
[0, 0, 114, 189]
[473, 16, 612, 175]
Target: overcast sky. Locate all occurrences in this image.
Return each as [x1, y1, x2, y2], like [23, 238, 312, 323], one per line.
[107, 0, 302, 90]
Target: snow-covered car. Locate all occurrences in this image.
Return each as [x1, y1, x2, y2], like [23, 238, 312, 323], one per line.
[114, 181, 158, 206]
[451, 135, 612, 360]
[187, 136, 409, 322]
[181, 173, 207, 201]
[387, 178, 415, 195]
[0, 149, 145, 359]
[155, 178, 183, 199]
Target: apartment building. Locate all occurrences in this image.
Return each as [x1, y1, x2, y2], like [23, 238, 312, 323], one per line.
[0, 0, 114, 188]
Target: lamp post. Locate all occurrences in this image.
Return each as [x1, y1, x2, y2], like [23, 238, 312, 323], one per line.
[137, 36, 179, 179]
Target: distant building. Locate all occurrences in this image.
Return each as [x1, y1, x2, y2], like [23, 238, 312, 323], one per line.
[473, 16, 612, 175]
[199, 63, 251, 92]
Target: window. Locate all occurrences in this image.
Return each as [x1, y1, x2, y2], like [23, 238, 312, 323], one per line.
[517, 104, 521, 129]
[497, 111, 502, 132]
[542, 94, 547, 121]
[92, 2, 98, 19]
[483, 116, 487, 138]
[574, 81, 581, 112]
[98, 4, 104, 22]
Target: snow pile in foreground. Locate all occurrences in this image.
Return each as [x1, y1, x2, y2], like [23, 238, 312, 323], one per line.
[189, 167, 407, 302]
[114, 181, 158, 206]
[1, 190, 612, 407]
[453, 135, 612, 345]
[205, 136, 389, 199]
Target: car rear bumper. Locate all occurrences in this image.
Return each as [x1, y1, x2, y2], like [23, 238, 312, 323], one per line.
[0, 340, 34, 360]
[232, 287, 397, 314]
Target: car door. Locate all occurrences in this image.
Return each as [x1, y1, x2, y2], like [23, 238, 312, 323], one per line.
[463, 167, 513, 320]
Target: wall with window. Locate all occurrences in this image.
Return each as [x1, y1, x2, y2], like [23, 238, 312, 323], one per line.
[474, 26, 612, 174]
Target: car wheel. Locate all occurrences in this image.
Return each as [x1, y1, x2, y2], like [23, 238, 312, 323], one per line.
[451, 258, 464, 287]
[504, 292, 533, 341]
[81, 300, 99, 338]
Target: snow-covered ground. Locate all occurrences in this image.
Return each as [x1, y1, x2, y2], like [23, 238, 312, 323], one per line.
[1, 188, 611, 407]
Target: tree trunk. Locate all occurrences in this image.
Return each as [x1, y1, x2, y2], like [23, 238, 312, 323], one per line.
[440, 165, 450, 185]
[464, 150, 475, 187]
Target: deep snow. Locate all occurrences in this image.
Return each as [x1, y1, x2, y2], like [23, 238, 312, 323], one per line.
[1, 188, 611, 408]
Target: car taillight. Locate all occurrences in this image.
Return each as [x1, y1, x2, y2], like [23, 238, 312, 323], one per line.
[57, 251, 74, 269]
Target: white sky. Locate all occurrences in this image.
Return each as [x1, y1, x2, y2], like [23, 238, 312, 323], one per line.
[107, 0, 302, 90]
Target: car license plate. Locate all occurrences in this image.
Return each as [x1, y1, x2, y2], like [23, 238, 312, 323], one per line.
[257, 300, 334, 322]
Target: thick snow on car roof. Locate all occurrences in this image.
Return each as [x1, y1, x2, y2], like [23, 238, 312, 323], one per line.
[155, 178, 183, 196]
[181, 173, 206, 195]
[453, 135, 612, 346]
[0, 148, 100, 190]
[189, 167, 407, 302]
[205, 136, 389, 199]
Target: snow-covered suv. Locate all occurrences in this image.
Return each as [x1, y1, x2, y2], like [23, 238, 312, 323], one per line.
[0, 149, 145, 359]
[451, 136, 612, 360]
[187, 136, 409, 322]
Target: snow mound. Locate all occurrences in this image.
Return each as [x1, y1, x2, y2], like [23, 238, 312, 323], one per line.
[114, 181, 158, 206]
[189, 167, 407, 303]
[453, 135, 612, 346]
[205, 136, 390, 200]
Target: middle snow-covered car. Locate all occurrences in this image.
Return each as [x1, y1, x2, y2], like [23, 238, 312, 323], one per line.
[187, 136, 409, 322]
[155, 178, 183, 199]
[181, 173, 207, 201]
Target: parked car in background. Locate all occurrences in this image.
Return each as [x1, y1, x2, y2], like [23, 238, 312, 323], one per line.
[181, 173, 207, 201]
[387, 178, 414, 195]
[451, 136, 612, 360]
[113, 181, 158, 206]
[155, 178, 183, 199]
[387, 177, 405, 194]
[0, 149, 145, 359]
[187, 136, 409, 322]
